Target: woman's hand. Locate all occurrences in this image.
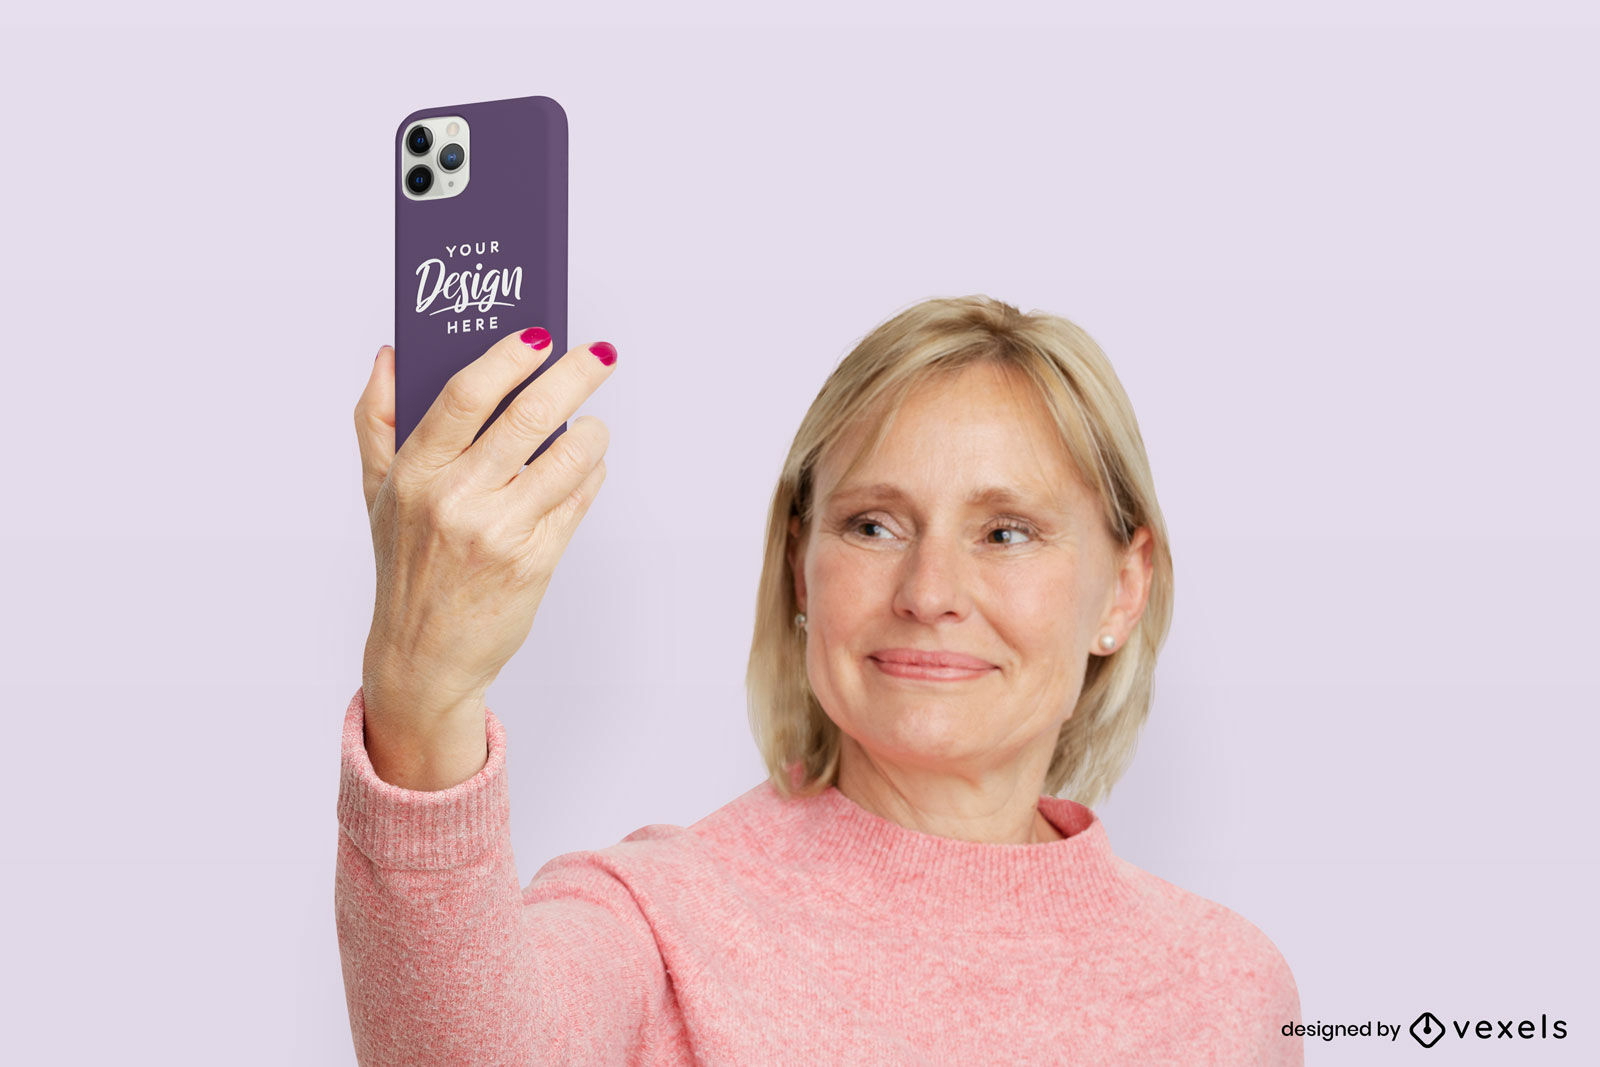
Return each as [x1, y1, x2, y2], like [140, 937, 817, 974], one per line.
[353, 329, 615, 789]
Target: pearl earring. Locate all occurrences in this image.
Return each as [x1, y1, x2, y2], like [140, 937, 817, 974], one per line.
[794, 612, 807, 631]
[1099, 634, 1116, 651]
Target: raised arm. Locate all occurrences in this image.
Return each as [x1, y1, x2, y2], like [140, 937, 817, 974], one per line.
[344, 328, 627, 1060]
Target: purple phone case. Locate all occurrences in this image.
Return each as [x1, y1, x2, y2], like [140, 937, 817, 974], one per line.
[395, 95, 568, 467]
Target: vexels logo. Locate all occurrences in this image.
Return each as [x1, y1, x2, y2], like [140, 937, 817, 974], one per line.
[413, 239, 523, 337]
[1409, 1010, 1567, 1048]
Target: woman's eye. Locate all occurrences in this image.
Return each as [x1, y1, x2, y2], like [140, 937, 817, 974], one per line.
[844, 516, 1036, 544]
[989, 522, 1034, 544]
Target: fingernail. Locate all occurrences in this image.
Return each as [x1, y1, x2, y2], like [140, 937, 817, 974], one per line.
[589, 341, 617, 367]
[375, 345, 386, 362]
[520, 327, 552, 350]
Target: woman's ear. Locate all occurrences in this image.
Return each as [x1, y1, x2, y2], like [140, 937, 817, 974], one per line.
[1101, 526, 1154, 643]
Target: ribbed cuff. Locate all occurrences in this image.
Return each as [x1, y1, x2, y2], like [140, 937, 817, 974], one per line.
[336, 685, 510, 869]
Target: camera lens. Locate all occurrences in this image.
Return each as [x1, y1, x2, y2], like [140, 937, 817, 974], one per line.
[407, 125, 433, 155]
[406, 165, 433, 195]
[438, 143, 465, 171]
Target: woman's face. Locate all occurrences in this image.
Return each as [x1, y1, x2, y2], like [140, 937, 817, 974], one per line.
[788, 362, 1151, 791]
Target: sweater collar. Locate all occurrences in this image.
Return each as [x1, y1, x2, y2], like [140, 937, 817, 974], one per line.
[755, 779, 1144, 935]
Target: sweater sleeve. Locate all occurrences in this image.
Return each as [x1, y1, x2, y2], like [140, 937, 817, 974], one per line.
[333, 686, 672, 1066]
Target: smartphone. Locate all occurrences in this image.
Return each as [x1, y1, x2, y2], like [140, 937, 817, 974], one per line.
[394, 94, 568, 467]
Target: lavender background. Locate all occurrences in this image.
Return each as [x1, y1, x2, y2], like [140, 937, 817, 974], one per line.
[2, 2, 1596, 1064]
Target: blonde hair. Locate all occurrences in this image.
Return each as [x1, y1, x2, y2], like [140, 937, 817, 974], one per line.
[744, 294, 1174, 809]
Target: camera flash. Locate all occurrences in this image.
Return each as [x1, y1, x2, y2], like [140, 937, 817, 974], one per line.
[445, 121, 460, 136]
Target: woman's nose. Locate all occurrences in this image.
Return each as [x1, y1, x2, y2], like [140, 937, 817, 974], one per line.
[890, 531, 975, 622]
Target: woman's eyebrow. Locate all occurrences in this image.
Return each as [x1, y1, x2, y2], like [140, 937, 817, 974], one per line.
[826, 482, 1059, 513]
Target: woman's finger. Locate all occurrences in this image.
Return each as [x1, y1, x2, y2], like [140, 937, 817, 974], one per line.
[400, 327, 560, 476]
[464, 337, 616, 491]
[354, 345, 396, 516]
[505, 416, 610, 538]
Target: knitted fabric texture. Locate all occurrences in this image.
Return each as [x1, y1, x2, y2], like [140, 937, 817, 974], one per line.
[335, 687, 1305, 1065]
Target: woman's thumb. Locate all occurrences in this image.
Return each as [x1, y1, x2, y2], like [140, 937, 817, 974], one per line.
[355, 345, 397, 514]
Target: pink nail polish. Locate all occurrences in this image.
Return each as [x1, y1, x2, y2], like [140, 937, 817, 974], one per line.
[521, 327, 551, 350]
[589, 341, 617, 366]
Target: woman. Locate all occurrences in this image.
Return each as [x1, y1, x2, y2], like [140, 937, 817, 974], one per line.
[339, 295, 1304, 1065]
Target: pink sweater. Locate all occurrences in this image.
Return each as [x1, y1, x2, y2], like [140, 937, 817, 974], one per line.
[335, 686, 1305, 1065]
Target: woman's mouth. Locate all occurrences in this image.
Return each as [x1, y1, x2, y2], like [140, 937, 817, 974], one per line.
[869, 656, 995, 682]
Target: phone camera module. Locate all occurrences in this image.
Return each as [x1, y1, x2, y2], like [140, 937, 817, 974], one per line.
[438, 143, 465, 171]
[406, 125, 434, 155]
[406, 165, 434, 195]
